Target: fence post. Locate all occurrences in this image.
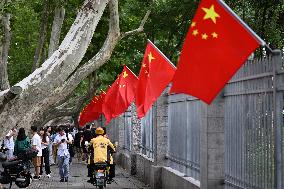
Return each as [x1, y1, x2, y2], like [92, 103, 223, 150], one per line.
[130, 103, 141, 175]
[273, 50, 283, 189]
[155, 88, 170, 166]
[200, 93, 225, 189]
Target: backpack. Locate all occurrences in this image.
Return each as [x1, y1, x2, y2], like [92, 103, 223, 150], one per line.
[15, 138, 31, 155]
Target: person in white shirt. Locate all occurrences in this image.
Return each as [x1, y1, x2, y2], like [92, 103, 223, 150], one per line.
[53, 126, 73, 182]
[39, 127, 51, 178]
[31, 126, 42, 180]
[4, 127, 17, 160]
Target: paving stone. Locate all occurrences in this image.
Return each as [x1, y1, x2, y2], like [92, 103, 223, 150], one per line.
[2, 162, 149, 189]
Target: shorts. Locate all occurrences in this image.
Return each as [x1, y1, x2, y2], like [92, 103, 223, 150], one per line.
[32, 156, 42, 167]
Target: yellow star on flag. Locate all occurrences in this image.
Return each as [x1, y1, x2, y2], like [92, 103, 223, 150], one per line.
[202, 5, 220, 24]
[202, 33, 208, 40]
[212, 32, 218, 38]
[142, 63, 147, 68]
[192, 29, 199, 36]
[191, 22, 196, 27]
[122, 71, 128, 78]
[148, 52, 155, 63]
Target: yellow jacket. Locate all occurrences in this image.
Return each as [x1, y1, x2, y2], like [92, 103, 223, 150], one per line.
[90, 135, 115, 163]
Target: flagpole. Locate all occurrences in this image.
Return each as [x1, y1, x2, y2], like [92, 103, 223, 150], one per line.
[124, 65, 139, 79]
[147, 39, 177, 69]
[217, 0, 265, 46]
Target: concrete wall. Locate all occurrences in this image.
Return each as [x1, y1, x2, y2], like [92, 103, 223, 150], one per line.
[136, 154, 155, 185]
[115, 151, 132, 173]
[150, 166, 200, 189]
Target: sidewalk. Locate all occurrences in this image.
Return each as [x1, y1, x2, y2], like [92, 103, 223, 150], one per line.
[3, 163, 149, 189]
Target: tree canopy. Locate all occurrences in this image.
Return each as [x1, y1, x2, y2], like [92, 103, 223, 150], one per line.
[1, 0, 283, 113]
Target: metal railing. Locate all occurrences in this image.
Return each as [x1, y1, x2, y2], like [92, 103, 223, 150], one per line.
[140, 106, 155, 159]
[167, 94, 201, 180]
[123, 110, 132, 151]
[224, 54, 284, 189]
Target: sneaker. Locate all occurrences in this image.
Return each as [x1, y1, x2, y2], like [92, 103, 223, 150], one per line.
[60, 178, 64, 182]
[64, 177, 68, 182]
[33, 176, 40, 180]
[46, 174, 51, 178]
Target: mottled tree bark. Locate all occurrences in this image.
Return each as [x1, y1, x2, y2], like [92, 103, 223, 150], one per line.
[48, 6, 65, 58]
[0, 0, 149, 137]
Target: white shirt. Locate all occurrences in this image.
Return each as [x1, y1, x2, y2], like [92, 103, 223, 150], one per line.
[4, 130, 14, 150]
[54, 133, 73, 156]
[32, 133, 42, 156]
[41, 136, 49, 149]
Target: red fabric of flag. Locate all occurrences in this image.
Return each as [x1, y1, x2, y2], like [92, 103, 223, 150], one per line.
[79, 95, 101, 127]
[136, 42, 176, 118]
[170, 0, 261, 104]
[90, 91, 106, 116]
[102, 65, 138, 124]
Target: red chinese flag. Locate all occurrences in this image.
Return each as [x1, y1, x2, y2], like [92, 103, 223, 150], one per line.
[136, 41, 176, 118]
[102, 65, 138, 124]
[79, 95, 101, 127]
[170, 0, 264, 104]
[90, 91, 106, 116]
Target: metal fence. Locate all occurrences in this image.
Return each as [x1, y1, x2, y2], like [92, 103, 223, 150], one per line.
[140, 106, 155, 159]
[167, 94, 201, 180]
[224, 54, 284, 189]
[105, 118, 120, 143]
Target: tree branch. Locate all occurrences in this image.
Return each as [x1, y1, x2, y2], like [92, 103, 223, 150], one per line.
[60, 0, 150, 95]
[120, 10, 151, 39]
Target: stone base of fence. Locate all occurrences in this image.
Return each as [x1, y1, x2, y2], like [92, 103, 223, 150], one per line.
[116, 151, 200, 189]
[150, 166, 200, 189]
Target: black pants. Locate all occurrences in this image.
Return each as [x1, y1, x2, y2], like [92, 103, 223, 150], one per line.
[40, 148, 51, 175]
[109, 164, 115, 180]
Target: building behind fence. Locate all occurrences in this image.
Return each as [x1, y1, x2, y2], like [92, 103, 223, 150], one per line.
[103, 51, 284, 189]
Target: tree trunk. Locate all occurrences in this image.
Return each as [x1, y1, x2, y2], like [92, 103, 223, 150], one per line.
[0, 9, 11, 91]
[31, 0, 49, 72]
[48, 6, 65, 58]
[0, 0, 149, 137]
[33, 72, 99, 127]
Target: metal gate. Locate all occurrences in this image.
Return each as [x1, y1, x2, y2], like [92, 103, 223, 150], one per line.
[224, 52, 284, 189]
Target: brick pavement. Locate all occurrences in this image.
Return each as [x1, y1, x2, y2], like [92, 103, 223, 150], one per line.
[2, 163, 149, 189]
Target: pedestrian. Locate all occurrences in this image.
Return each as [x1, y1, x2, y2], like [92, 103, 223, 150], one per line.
[82, 124, 93, 162]
[46, 126, 55, 165]
[64, 127, 74, 164]
[51, 127, 59, 164]
[13, 128, 31, 157]
[31, 126, 42, 180]
[3, 127, 17, 160]
[53, 126, 72, 182]
[74, 128, 83, 163]
[39, 127, 51, 178]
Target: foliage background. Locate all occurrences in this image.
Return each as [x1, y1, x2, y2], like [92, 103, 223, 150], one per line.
[1, 0, 283, 105]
